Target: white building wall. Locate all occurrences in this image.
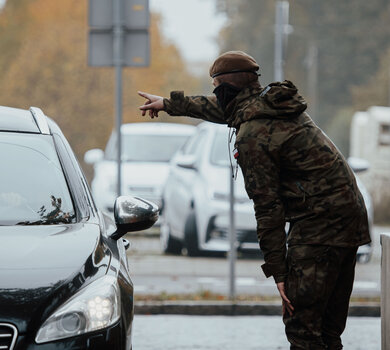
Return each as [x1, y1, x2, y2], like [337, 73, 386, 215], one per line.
[350, 107, 390, 215]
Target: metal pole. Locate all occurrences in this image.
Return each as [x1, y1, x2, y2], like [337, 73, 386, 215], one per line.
[388, 63, 390, 107]
[274, 1, 289, 82]
[307, 44, 318, 120]
[228, 168, 236, 300]
[381, 233, 390, 349]
[114, 0, 123, 197]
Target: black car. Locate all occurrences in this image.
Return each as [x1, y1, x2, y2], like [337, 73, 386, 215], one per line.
[0, 106, 158, 349]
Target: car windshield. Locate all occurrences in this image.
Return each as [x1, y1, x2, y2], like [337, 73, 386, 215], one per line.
[210, 131, 235, 166]
[0, 133, 76, 225]
[121, 134, 189, 162]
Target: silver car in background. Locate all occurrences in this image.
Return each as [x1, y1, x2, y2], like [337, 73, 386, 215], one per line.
[161, 122, 258, 256]
[85, 122, 195, 215]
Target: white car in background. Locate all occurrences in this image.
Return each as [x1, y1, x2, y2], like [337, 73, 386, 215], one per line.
[161, 122, 258, 256]
[161, 122, 374, 262]
[348, 157, 374, 263]
[85, 122, 195, 215]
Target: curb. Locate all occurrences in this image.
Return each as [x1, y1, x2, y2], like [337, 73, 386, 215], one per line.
[134, 301, 380, 317]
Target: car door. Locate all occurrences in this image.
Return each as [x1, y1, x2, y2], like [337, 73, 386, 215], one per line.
[166, 130, 207, 238]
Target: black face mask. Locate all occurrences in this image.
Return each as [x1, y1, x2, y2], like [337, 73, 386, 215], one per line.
[213, 83, 242, 111]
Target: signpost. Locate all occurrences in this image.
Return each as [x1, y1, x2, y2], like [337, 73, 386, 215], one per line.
[88, 0, 150, 197]
[274, 1, 290, 82]
[228, 167, 236, 300]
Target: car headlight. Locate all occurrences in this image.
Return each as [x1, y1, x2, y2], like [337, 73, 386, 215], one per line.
[35, 275, 120, 344]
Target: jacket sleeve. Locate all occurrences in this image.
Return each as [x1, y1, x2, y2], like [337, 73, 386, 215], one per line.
[236, 136, 287, 283]
[163, 91, 226, 124]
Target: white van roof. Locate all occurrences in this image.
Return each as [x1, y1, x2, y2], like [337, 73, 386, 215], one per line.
[120, 122, 195, 135]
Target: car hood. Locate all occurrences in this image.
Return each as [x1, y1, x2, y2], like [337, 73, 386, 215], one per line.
[0, 223, 110, 333]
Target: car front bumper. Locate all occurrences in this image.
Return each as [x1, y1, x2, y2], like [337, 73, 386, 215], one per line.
[13, 321, 129, 350]
[200, 200, 258, 252]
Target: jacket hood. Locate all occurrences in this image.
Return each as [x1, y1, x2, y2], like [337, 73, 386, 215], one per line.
[225, 80, 307, 127]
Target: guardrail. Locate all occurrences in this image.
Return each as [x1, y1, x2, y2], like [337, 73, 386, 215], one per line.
[381, 233, 390, 349]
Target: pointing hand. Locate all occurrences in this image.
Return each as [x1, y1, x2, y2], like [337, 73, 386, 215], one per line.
[138, 91, 164, 119]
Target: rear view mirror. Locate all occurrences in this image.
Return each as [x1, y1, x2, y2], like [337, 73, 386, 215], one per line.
[175, 154, 197, 170]
[111, 196, 159, 240]
[84, 148, 104, 164]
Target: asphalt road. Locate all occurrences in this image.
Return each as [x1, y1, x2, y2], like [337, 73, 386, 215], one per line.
[132, 315, 380, 350]
[126, 225, 385, 298]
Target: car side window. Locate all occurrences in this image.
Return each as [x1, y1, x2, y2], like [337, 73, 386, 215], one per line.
[183, 130, 207, 156]
[53, 134, 91, 220]
[104, 132, 116, 160]
[180, 134, 196, 155]
[59, 137, 97, 214]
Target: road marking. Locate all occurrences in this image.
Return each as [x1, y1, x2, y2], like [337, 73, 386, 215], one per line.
[197, 277, 219, 284]
[197, 277, 258, 286]
[236, 277, 257, 286]
[135, 285, 148, 292]
[354, 281, 379, 290]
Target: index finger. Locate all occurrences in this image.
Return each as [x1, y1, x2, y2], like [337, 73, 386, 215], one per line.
[279, 289, 292, 305]
[138, 91, 150, 99]
[280, 291, 294, 311]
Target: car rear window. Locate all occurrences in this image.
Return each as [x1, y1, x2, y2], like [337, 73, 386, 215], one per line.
[107, 134, 189, 162]
[0, 133, 76, 225]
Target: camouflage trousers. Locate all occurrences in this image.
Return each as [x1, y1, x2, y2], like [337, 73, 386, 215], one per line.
[283, 244, 358, 350]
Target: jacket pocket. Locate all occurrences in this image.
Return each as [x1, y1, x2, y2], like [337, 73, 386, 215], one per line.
[283, 182, 312, 219]
[286, 247, 329, 307]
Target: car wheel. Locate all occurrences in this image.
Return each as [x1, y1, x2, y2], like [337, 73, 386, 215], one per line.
[160, 221, 182, 255]
[357, 253, 370, 264]
[184, 212, 201, 257]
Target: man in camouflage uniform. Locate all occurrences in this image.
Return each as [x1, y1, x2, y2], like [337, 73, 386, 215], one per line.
[138, 51, 370, 349]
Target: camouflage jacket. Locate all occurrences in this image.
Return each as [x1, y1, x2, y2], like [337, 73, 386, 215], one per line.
[164, 80, 371, 283]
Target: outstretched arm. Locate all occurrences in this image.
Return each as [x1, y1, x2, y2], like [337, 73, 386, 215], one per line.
[138, 90, 226, 124]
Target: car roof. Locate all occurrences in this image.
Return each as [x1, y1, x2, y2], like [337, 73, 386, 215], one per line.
[120, 122, 196, 135]
[197, 121, 228, 132]
[0, 105, 50, 134]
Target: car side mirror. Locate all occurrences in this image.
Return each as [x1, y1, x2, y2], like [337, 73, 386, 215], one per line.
[84, 148, 104, 165]
[110, 196, 159, 240]
[176, 154, 197, 170]
[348, 157, 370, 173]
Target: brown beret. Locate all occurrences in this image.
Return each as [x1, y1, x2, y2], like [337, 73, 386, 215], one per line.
[209, 51, 260, 78]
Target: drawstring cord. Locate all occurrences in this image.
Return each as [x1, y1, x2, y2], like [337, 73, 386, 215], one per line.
[228, 127, 238, 180]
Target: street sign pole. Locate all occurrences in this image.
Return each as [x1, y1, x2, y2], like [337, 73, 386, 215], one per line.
[274, 1, 289, 81]
[88, 0, 150, 198]
[113, 0, 123, 197]
[228, 168, 236, 300]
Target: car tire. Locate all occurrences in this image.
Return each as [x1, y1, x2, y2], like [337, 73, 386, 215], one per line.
[184, 212, 201, 257]
[357, 253, 370, 264]
[160, 221, 182, 255]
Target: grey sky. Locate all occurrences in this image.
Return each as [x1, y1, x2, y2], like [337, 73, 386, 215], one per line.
[150, 0, 226, 64]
